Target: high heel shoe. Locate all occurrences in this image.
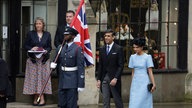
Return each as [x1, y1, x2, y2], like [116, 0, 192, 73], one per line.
[38, 103, 46, 106]
[33, 102, 38, 106]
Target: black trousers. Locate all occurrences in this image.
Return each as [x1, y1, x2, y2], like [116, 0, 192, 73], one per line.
[0, 97, 7, 108]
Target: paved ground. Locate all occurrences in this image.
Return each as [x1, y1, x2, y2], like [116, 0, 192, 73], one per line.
[7, 102, 192, 108]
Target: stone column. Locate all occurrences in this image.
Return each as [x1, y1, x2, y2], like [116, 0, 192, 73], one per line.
[186, 0, 192, 102]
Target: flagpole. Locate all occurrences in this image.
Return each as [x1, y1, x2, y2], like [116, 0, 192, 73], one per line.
[37, 39, 65, 103]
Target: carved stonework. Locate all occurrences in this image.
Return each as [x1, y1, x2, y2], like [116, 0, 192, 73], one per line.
[70, 0, 96, 23]
[131, 0, 149, 8]
[185, 73, 192, 102]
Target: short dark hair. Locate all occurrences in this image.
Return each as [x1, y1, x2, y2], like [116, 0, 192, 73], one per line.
[104, 29, 116, 36]
[131, 37, 146, 47]
[66, 10, 75, 16]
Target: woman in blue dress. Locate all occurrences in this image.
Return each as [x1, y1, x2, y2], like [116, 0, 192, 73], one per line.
[128, 38, 156, 108]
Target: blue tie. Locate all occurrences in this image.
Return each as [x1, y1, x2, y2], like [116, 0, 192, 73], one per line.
[66, 44, 68, 50]
[106, 45, 110, 55]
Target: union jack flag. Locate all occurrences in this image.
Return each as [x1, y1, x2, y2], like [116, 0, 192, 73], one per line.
[70, 0, 94, 66]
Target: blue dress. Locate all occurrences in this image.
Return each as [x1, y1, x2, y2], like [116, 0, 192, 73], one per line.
[128, 53, 154, 108]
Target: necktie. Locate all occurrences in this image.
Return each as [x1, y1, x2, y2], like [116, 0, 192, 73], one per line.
[66, 44, 68, 50]
[106, 45, 110, 55]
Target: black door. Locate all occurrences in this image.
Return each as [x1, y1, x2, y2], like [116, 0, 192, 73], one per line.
[0, 0, 21, 101]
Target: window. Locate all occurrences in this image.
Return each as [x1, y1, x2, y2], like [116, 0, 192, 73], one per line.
[93, 0, 184, 71]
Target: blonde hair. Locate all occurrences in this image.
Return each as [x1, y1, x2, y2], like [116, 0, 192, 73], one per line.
[34, 17, 45, 31]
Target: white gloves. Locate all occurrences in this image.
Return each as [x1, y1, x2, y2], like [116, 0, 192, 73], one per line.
[77, 88, 84, 92]
[50, 62, 57, 69]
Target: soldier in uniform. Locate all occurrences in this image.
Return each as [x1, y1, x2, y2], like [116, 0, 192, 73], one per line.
[51, 26, 85, 108]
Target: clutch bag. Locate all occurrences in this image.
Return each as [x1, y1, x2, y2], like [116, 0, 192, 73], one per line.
[147, 83, 153, 91]
[28, 47, 46, 53]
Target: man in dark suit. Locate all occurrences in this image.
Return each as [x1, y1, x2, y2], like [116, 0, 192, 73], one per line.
[54, 10, 75, 48]
[97, 29, 124, 108]
[51, 26, 85, 108]
[0, 58, 11, 108]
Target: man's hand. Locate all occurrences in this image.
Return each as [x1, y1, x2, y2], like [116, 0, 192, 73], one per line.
[50, 62, 57, 69]
[96, 80, 101, 88]
[77, 88, 84, 92]
[110, 78, 117, 86]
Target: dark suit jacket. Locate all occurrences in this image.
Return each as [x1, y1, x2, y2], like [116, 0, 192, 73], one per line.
[56, 43, 85, 89]
[24, 30, 52, 53]
[54, 25, 66, 47]
[97, 43, 124, 95]
[24, 30, 52, 62]
[0, 58, 12, 96]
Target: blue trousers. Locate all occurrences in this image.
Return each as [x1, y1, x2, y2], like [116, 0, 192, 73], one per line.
[58, 88, 78, 108]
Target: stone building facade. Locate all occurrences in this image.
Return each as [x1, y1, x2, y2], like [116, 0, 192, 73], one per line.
[0, 0, 191, 105]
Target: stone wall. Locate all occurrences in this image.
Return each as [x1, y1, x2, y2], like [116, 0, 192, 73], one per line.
[186, 0, 192, 102]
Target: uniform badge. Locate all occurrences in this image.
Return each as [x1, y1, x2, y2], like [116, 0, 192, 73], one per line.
[80, 75, 84, 78]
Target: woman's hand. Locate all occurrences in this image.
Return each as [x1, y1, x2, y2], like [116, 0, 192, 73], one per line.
[31, 46, 38, 51]
[43, 50, 48, 54]
[151, 84, 156, 92]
